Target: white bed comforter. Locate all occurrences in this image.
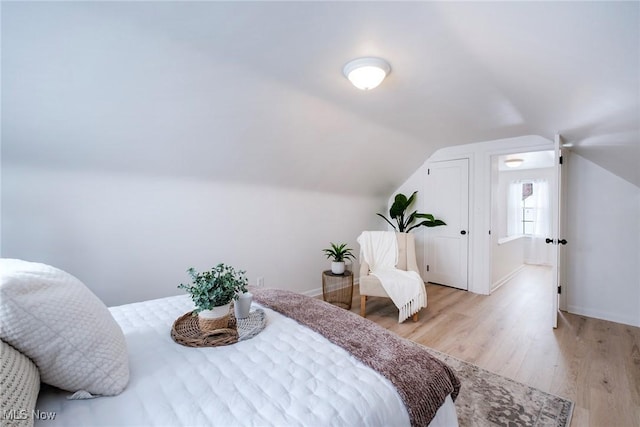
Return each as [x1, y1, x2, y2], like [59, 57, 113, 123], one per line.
[36, 294, 457, 426]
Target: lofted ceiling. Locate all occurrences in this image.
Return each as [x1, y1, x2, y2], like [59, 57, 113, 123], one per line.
[2, 1, 639, 194]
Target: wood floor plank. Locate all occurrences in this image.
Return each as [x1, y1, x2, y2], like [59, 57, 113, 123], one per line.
[347, 265, 640, 427]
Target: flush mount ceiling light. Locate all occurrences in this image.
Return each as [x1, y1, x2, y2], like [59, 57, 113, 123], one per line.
[504, 158, 524, 168]
[343, 57, 391, 90]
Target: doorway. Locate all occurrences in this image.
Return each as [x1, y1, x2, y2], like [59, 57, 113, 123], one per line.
[489, 151, 555, 294]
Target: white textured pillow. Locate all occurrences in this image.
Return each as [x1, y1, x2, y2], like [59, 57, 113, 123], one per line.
[0, 259, 129, 396]
[1, 340, 40, 427]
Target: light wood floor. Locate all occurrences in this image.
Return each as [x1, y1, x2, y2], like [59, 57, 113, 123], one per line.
[353, 265, 640, 427]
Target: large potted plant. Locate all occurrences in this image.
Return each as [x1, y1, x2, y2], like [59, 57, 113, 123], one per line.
[322, 243, 355, 275]
[178, 263, 248, 331]
[377, 191, 446, 232]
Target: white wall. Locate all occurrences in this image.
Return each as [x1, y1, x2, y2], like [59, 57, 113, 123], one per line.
[392, 135, 640, 327]
[565, 153, 640, 327]
[491, 238, 524, 289]
[2, 165, 384, 306]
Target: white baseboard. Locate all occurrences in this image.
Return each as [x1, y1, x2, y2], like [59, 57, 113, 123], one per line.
[491, 265, 525, 293]
[524, 260, 552, 267]
[302, 277, 359, 299]
[301, 287, 322, 298]
[567, 304, 640, 328]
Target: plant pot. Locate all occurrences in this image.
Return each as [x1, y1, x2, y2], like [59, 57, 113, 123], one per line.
[331, 261, 346, 275]
[198, 303, 231, 331]
[233, 292, 253, 319]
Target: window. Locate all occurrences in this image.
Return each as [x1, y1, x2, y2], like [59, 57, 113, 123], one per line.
[507, 180, 549, 238]
[521, 182, 535, 235]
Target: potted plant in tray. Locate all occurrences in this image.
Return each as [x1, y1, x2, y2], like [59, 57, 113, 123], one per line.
[322, 243, 355, 275]
[178, 263, 248, 331]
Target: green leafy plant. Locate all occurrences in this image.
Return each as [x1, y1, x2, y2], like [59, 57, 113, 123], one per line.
[177, 263, 248, 313]
[322, 243, 355, 262]
[377, 191, 447, 232]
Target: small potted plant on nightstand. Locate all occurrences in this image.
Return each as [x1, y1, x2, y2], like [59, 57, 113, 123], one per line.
[322, 242, 355, 275]
[178, 263, 248, 331]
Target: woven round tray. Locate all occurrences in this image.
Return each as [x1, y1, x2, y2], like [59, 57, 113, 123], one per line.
[171, 308, 266, 348]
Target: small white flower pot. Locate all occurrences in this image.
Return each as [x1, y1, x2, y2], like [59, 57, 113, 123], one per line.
[331, 261, 346, 275]
[234, 292, 253, 319]
[199, 303, 232, 319]
[198, 303, 232, 331]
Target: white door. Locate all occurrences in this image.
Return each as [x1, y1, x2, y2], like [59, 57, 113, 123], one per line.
[550, 134, 567, 328]
[425, 158, 470, 290]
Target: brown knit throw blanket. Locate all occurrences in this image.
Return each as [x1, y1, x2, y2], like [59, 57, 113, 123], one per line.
[252, 288, 461, 427]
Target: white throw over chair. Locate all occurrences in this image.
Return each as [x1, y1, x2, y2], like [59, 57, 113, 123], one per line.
[359, 232, 424, 322]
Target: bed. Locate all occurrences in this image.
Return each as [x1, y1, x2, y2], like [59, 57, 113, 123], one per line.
[1, 259, 460, 427]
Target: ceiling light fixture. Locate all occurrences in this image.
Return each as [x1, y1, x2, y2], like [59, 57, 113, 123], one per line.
[504, 158, 524, 168]
[343, 57, 391, 90]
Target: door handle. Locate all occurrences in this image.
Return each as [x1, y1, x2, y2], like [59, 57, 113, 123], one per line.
[545, 238, 555, 244]
[558, 239, 568, 245]
[460, 230, 467, 235]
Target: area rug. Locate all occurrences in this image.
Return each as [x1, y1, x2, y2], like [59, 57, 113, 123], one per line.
[425, 348, 574, 427]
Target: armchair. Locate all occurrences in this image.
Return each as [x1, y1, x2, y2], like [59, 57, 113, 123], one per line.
[359, 232, 425, 322]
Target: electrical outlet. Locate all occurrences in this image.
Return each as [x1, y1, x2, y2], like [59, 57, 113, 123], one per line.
[257, 276, 264, 288]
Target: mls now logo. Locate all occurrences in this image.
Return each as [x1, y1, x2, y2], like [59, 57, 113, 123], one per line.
[3, 409, 56, 421]
[2, 410, 28, 421]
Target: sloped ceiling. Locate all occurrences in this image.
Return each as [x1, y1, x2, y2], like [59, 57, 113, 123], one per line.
[2, 1, 639, 194]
